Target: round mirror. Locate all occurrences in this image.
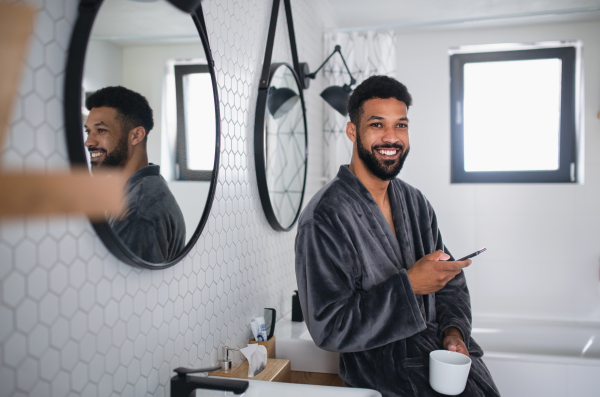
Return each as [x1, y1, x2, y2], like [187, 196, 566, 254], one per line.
[255, 63, 308, 231]
[64, 0, 220, 268]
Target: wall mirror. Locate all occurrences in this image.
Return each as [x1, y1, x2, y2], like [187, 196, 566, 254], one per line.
[255, 0, 308, 231]
[64, 0, 220, 269]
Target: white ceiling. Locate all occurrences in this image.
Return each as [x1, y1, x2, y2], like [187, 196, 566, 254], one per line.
[91, 0, 600, 44]
[91, 0, 199, 45]
[320, 0, 600, 31]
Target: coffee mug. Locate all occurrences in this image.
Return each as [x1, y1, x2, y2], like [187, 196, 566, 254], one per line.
[429, 350, 472, 395]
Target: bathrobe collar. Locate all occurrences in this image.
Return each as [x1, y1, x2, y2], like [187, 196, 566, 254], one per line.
[336, 165, 415, 271]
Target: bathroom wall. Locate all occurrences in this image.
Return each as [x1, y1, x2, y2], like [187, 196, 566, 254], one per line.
[396, 20, 600, 322]
[84, 40, 123, 92]
[0, 0, 327, 396]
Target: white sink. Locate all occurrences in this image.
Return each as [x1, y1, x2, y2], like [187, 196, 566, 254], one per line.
[195, 378, 381, 397]
[274, 313, 340, 374]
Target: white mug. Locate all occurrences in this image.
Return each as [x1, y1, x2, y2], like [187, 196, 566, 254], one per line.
[429, 350, 472, 395]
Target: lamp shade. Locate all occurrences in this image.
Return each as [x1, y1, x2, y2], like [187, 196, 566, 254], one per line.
[268, 87, 300, 119]
[166, 0, 202, 14]
[320, 84, 352, 116]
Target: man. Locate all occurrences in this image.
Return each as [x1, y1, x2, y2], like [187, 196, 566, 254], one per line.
[295, 76, 499, 396]
[85, 86, 185, 263]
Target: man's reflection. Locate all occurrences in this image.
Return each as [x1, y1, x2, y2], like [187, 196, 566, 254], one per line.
[85, 86, 185, 263]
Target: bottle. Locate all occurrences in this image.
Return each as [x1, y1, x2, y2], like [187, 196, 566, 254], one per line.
[292, 290, 303, 322]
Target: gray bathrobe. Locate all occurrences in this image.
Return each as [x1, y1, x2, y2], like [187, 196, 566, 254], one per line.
[295, 166, 500, 397]
[110, 164, 186, 263]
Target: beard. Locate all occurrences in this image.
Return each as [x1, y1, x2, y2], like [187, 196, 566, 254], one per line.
[356, 127, 410, 181]
[90, 133, 129, 169]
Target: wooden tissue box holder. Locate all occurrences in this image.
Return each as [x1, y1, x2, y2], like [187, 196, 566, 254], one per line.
[208, 358, 290, 383]
[249, 335, 276, 358]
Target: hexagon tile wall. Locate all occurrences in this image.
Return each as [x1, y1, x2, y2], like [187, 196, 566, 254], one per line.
[0, 0, 327, 396]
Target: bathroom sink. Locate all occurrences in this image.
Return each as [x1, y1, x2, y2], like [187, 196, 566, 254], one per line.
[274, 313, 340, 373]
[194, 378, 381, 397]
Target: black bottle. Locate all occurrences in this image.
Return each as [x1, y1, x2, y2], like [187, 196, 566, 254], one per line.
[291, 290, 304, 322]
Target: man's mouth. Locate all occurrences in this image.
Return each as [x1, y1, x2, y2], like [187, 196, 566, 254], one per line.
[88, 149, 106, 163]
[375, 147, 402, 159]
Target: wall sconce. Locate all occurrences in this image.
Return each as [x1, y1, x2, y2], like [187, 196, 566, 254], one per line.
[301, 45, 357, 116]
[267, 86, 299, 119]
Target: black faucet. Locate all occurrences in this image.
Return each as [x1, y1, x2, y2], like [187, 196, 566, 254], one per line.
[170, 366, 249, 396]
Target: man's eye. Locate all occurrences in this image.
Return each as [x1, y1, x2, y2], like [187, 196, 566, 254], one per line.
[98, 129, 106, 133]
[370, 122, 382, 128]
[397, 123, 408, 128]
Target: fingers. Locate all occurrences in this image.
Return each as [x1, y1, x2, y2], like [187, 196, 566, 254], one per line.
[437, 260, 470, 273]
[455, 259, 472, 269]
[446, 259, 471, 272]
[455, 343, 470, 357]
[428, 250, 450, 261]
[444, 338, 470, 357]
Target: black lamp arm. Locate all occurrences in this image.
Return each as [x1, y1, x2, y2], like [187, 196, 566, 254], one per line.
[306, 45, 357, 86]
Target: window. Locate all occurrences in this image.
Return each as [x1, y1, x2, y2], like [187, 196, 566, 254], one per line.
[449, 43, 580, 183]
[174, 64, 216, 181]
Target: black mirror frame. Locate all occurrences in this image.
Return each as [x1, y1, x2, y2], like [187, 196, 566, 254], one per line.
[63, 0, 221, 269]
[254, 0, 308, 232]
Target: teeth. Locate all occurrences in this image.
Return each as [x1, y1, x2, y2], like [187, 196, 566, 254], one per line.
[378, 149, 397, 156]
[91, 152, 102, 158]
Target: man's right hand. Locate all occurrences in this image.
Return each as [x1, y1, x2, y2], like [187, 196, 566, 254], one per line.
[406, 250, 471, 295]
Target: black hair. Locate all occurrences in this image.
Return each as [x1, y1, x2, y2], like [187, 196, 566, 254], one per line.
[347, 75, 413, 126]
[85, 86, 154, 138]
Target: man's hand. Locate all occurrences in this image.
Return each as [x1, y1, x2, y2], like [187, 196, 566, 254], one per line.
[407, 250, 471, 295]
[443, 327, 469, 357]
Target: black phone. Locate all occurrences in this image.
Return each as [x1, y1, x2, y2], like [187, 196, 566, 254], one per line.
[456, 247, 487, 261]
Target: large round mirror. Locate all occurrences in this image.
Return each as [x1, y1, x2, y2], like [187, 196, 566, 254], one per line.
[64, 0, 219, 268]
[255, 63, 308, 231]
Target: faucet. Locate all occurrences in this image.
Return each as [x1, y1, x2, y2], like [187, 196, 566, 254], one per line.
[170, 365, 249, 396]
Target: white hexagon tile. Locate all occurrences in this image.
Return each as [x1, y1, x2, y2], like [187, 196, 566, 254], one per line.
[0, 0, 327, 396]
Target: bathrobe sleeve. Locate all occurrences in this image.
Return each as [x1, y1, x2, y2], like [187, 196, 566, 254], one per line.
[428, 202, 473, 349]
[295, 217, 427, 353]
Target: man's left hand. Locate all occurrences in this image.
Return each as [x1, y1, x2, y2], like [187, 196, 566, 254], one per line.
[443, 327, 469, 357]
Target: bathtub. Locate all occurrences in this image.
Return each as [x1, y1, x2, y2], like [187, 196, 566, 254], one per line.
[275, 314, 600, 397]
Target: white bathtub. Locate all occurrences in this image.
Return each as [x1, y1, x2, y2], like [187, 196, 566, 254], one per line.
[471, 318, 600, 397]
[275, 314, 600, 397]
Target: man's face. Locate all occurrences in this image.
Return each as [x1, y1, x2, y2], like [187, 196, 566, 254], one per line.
[354, 97, 410, 181]
[84, 107, 129, 170]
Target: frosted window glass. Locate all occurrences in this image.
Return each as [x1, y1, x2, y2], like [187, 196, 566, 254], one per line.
[463, 58, 562, 172]
[183, 73, 216, 170]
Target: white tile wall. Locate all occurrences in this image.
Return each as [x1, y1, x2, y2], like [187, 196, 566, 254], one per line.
[0, 0, 326, 396]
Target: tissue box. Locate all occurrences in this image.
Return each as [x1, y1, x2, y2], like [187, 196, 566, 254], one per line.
[249, 335, 276, 358]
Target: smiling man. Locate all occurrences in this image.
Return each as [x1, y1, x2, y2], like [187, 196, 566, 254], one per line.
[295, 76, 499, 396]
[85, 86, 185, 263]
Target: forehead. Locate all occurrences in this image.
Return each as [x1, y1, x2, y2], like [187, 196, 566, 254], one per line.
[360, 97, 408, 121]
[86, 106, 119, 125]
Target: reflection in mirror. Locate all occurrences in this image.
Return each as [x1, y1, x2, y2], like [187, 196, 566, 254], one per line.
[82, 0, 216, 264]
[263, 64, 307, 229]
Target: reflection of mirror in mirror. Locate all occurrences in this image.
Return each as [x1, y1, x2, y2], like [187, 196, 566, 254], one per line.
[82, 0, 216, 263]
[264, 65, 306, 229]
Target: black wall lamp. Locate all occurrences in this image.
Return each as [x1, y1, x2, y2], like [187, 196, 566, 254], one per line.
[300, 45, 357, 117]
[267, 86, 299, 119]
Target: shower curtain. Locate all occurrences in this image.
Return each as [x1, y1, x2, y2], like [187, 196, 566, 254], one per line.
[322, 31, 396, 181]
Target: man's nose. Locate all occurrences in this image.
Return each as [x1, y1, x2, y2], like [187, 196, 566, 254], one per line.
[85, 133, 96, 148]
[381, 125, 401, 144]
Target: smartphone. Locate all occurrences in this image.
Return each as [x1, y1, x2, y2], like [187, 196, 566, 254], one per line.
[456, 247, 487, 261]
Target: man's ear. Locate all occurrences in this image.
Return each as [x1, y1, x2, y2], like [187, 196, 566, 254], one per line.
[346, 122, 357, 143]
[130, 126, 147, 146]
